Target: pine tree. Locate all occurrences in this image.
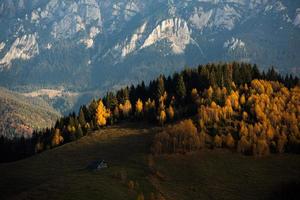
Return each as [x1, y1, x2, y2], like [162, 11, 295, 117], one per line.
[78, 108, 86, 127]
[76, 126, 84, 139]
[175, 75, 186, 101]
[88, 99, 98, 117]
[156, 75, 165, 100]
[104, 92, 118, 110]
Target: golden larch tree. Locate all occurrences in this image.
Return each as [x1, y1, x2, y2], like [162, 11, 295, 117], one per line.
[135, 98, 143, 115]
[96, 100, 111, 126]
[51, 128, 64, 147]
[167, 105, 175, 121]
[119, 99, 132, 117]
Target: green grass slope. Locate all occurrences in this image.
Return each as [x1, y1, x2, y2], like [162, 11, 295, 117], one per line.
[0, 123, 299, 200]
[0, 87, 60, 138]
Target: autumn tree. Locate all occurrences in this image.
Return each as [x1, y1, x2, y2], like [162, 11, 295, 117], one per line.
[119, 99, 132, 117]
[96, 100, 111, 126]
[51, 128, 64, 147]
[214, 135, 222, 148]
[136, 193, 145, 200]
[166, 105, 175, 121]
[158, 110, 166, 126]
[225, 133, 235, 148]
[135, 98, 143, 117]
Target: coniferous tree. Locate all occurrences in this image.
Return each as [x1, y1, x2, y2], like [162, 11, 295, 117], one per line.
[76, 126, 84, 139]
[175, 74, 186, 101]
[156, 75, 165, 101]
[104, 92, 118, 110]
[96, 100, 111, 126]
[78, 108, 86, 127]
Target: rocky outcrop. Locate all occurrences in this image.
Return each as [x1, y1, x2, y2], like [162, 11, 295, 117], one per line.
[141, 18, 191, 54]
[31, 0, 102, 39]
[189, 8, 213, 31]
[122, 22, 147, 57]
[214, 5, 241, 30]
[294, 8, 300, 27]
[0, 34, 39, 69]
[224, 37, 245, 51]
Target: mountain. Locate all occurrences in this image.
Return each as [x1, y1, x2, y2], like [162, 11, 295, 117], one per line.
[0, 0, 299, 91]
[0, 87, 60, 138]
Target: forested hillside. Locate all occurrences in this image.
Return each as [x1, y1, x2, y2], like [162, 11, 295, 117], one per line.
[0, 87, 60, 139]
[0, 62, 299, 162]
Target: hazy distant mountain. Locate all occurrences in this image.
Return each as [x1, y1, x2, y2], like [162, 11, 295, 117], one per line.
[0, 0, 299, 91]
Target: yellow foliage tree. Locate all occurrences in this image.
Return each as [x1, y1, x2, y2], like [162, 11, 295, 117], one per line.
[96, 100, 111, 126]
[119, 99, 132, 117]
[207, 86, 213, 99]
[135, 98, 143, 115]
[191, 88, 199, 103]
[214, 135, 222, 148]
[158, 110, 167, 126]
[225, 133, 235, 148]
[240, 94, 246, 105]
[242, 111, 248, 121]
[145, 98, 155, 112]
[51, 128, 64, 147]
[167, 105, 175, 121]
[136, 193, 145, 200]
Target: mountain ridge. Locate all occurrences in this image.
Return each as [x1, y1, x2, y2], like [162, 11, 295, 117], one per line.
[0, 0, 299, 91]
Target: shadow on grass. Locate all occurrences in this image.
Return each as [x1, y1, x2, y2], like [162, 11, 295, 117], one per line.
[269, 180, 300, 200]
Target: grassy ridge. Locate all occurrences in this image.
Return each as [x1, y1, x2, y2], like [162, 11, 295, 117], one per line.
[0, 123, 299, 200]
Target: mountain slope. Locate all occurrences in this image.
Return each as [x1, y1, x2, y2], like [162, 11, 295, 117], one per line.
[0, 87, 60, 138]
[0, 0, 299, 90]
[0, 123, 299, 200]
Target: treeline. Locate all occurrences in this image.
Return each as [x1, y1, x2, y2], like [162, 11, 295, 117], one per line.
[152, 80, 300, 156]
[0, 62, 299, 162]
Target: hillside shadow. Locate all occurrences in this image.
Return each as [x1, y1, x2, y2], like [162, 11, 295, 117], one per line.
[269, 180, 300, 200]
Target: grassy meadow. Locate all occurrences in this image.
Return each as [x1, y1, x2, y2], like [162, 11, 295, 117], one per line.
[0, 123, 300, 200]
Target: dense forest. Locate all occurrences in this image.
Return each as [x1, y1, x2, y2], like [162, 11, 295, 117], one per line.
[0, 62, 299, 162]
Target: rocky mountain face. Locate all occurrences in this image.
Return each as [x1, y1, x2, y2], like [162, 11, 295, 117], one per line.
[0, 0, 299, 91]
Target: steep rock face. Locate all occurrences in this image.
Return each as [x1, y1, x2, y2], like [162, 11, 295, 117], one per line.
[141, 18, 191, 54]
[224, 37, 245, 51]
[31, 0, 102, 39]
[51, 15, 85, 39]
[189, 8, 213, 31]
[122, 22, 147, 57]
[213, 5, 241, 30]
[0, 34, 39, 69]
[294, 8, 300, 27]
[78, 0, 102, 26]
[124, 0, 141, 21]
